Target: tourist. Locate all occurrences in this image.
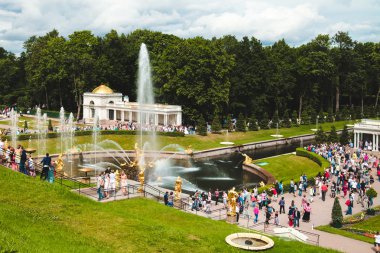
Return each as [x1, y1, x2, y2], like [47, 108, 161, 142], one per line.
[302, 203, 311, 222]
[321, 182, 328, 201]
[168, 191, 174, 207]
[253, 205, 259, 223]
[214, 188, 219, 205]
[289, 179, 295, 196]
[205, 200, 211, 214]
[47, 161, 55, 183]
[222, 191, 227, 208]
[27, 155, 35, 177]
[120, 171, 128, 196]
[236, 203, 240, 224]
[265, 207, 271, 226]
[40, 153, 51, 181]
[279, 197, 285, 214]
[109, 170, 116, 197]
[293, 208, 301, 228]
[274, 211, 279, 226]
[104, 173, 110, 199]
[375, 231, 380, 253]
[164, 191, 169, 205]
[96, 173, 104, 201]
[19, 146, 27, 175]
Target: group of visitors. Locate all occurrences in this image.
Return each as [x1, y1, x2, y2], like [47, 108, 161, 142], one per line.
[96, 168, 129, 201]
[0, 139, 36, 177]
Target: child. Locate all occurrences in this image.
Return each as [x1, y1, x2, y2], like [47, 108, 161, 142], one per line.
[274, 211, 279, 226]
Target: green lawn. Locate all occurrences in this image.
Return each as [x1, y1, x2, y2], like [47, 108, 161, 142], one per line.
[0, 166, 340, 253]
[17, 120, 352, 154]
[317, 225, 373, 244]
[255, 154, 323, 184]
[316, 214, 380, 245]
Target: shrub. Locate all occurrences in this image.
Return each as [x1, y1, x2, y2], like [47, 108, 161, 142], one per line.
[366, 188, 378, 199]
[211, 114, 222, 134]
[366, 208, 376, 215]
[329, 125, 339, 143]
[24, 120, 28, 130]
[291, 111, 299, 127]
[196, 115, 207, 136]
[48, 119, 53, 131]
[260, 112, 270, 129]
[295, 148, 330, 168]
[327, 108, 334, 122]
[301, 110, 310, 125]
[315, 126, 327, 144]
[236, 113, 246, 132]
[331, 197, 343, 228]
[339, 125, 350, 144]
[248, 117, 259, 131]
[282, 110, 291, 128]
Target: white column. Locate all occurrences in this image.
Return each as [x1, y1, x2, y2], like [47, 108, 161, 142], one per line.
[121, 111, 124, 121]
[354, 131, 357, 148]
[154, 114, 158, 125]
[177, 112, 182, 126]
[164, 114, 168, 126]
[129, 111, 132, 122]
[113, 110, 116, 121]
[375, 134, 379, 151]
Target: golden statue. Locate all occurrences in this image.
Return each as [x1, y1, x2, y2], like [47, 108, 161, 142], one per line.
[3, 139, 8, 150]
[242, 153, 253, 165]
[259, 181, 265, 188]
[115, 170, 120, 188]
[227, 187, 238, 216]
[55, 154, 64, 173]
[174, 176, 182, 200]
[137, 170, 145, 193]
[185, 145, 193, 155]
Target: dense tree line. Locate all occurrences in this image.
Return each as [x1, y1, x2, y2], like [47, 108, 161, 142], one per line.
[0, 29, 379, 123]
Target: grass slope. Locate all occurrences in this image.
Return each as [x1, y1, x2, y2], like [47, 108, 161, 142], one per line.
[16, 121, 351, 154]
[0, 166, 339, 253]
[255, 154, 322, 183]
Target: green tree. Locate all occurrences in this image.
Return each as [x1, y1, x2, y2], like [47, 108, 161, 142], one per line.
[248, 117, 259, 131]
[260, 112, 270, 129]
[48, 119, 53, 131]
[315, 126, 326, 143]
[236, 113, 246, 132]
[225, 115, 234, 131]
[211, 114, 222, 133]
[196, 115, 207, 136]
[282, 110, 291, 128]
[300, 110, 310, 125]
[272, 110, 280, 128]
[327, 107, 334, 122]
[291, 111, 299, 126]
[340, 125, 350, 144]
[329, 125, 339, 143]
[331, 197, 343, 228]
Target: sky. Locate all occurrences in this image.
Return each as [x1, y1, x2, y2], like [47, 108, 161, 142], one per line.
[0, 0, 379, 54]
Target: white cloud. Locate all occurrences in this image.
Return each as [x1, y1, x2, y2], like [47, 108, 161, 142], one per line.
[0, 0, 379, 54]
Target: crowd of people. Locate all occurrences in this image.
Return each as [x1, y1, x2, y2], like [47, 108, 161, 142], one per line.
[0, 139, 37, 177]
[96, 169, 129, 201]
[186, 142, 379, 230]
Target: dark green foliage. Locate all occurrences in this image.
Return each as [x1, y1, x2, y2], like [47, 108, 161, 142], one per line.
[331, 197, 343, 228]
[301, 110, 310, 125]
[260, 112, 270, 129]
[211, 114, 222, 133]
[291, 111, 299, 127]
[366, 208, 376, 215]
[309, 108, 317, 124]
[272, 110, 280, 128]
[329, 125, 339, 143]
[48, 119, 53, 131]
[318, 110, 325, 123]
[236, 113, 246, 132]
[23, 121, 28, 131]
[315, 126, 327, 143]
[339, 125, 350, 144]
[225, 115, 234, 131]
[295, 148, 331, 168]
[282, 110, 292, 128]
[327, 108, 334, 122]
[366, 188, 378, 199]
[248, 117, 259, 131]
[196, 115, 207, 136]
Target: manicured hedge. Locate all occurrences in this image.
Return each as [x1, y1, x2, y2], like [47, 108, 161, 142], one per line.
[2, 130, 185, 141]
[296, 147, 330, 168]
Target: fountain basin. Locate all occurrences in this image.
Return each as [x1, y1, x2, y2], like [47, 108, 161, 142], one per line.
[225, 233, 274, 251]
[270, 134, 283, 138]
[220, 142, 234, 145]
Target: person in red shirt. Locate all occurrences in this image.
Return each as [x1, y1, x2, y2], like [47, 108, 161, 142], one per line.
[321, 183, 328, 201]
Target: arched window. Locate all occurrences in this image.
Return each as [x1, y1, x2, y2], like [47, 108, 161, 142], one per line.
[108, 101, 114, 104]
[90, 101, 95, 106]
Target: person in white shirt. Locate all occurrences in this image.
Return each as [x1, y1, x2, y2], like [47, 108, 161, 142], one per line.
[375, 231, 380, 253]
[109, 170, 116, 197]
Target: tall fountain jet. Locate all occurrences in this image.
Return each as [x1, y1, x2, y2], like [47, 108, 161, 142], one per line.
[10, 108, 18, 148]
[137, 43, 156, 152]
